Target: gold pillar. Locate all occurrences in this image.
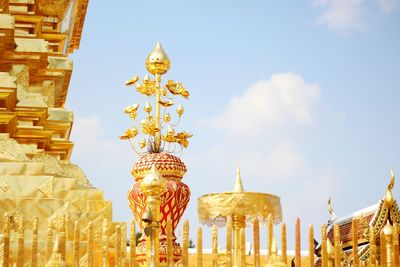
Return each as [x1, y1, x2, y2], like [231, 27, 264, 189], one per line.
[46, 224, 53, 261]
[226, 216, 233, 267]
[141, 165, 166, 267]
[232, 214, 245, 267]
[73, 221, 80, 267]
[352, 218, 359, 267]
[334, 224, 341, 267]
[212, 224, 218, 267]
[321, 224, 327, 267]
[130, 220, 137, 267]
[101, 218, 109, 266]
[393, 224, 399, 267]
[267, 214, 273, 256]
[281, 223, 287, 264]
[60, 216, 66, 262]
[253, 219, 260, 267]
[295, 218, 301, 267]
[308, 224, 314, 267]
[32, 217, 38, 267]
[240, 228, 245, 267]
[382, 221, 393, 267]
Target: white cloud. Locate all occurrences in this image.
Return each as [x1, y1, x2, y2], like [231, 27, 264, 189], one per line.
[377, 0, 400, 13]
[206, 73, 320, 139]
[313, 0, 367, 32]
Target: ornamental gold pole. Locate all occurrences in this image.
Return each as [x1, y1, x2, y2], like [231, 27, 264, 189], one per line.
[197, 226, 203, 267]
[321, 224, 327, 267]
[116, 225, 122, 267]
[226, 216, 233, 267]
[46, 223, 53, 261]
[295, 218, 301, 267]
[60, 215, 66, 261]
[31, 217, 38, 267]
[16, 215, 24, 267]
[281, 223, 287, 265]
[334, 224, 341, 267]
[73, 221, 80, 267]
[352, 218, 359, 267]
[88, 222, 94, 267]
[130, 220, 136, 267]
[3, 214, 10, 267]
[166, 220, 173, 267]
[183, 219, 189, 267]
[369, 225, 376, 267]
[308, 224, 314, 267]
[154, 73, 161, 152]
[212, 224, 218, 267]
[253, 218, 260, 267]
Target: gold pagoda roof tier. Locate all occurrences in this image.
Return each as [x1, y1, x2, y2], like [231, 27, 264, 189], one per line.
[197, 166, 282, 226]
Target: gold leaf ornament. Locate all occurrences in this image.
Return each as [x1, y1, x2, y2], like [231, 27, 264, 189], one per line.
[119, 127, 139, 140]
[141, 117, 160, 135]
[124, 104, 139, 119]
[175, 131, 193, 148]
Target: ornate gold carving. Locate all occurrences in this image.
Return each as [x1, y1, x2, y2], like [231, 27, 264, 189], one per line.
[38, 178, 54, 198]
[36, 0, 72, 17]
[0, 137, 29, 162]
[0, 182, 9, 192]
[71, 192, 87, 211]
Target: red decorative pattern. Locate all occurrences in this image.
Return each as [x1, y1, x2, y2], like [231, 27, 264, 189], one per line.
[127, 152, 191, 263]
[131, 152, 187, 181]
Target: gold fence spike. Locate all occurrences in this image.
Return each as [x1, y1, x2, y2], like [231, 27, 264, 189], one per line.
[352, 218, 359, 267]
[88, 222, 94, 267]
[31, 217, 39, 267]
[253, 218, 260, 267]
[295, 218, 301, 267]
[281, 223, 287, 265]
[3, 214, 10, 267]
[369, 225, 376, 267]
[382, 220, 393, 267]
[183, 219, 189, 267]
[59, 215, 66, 261]
[116, 225, 122, 267]
[212, 224, 218, 267]
[380, 228, 387, 266]
[308, 224, 314, 267]
[101, 218, 109, 266]
[73, 221, 80, 267]
[130, 220, 136, 267]
[321, 224, 327, 267]
[226, 216, 232, 267]
[167, 220, 173, 267]
[17, 214, 24, 267]
[334, 224, 341, 267]
[197, 226, 203, 267]
[46, 222, 53, 261]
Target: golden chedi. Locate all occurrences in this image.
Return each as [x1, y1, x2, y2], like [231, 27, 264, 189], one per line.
[0, 0, 124, 266]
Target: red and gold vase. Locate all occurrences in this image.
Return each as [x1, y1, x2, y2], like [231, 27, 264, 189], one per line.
[127, 152, 190, 263]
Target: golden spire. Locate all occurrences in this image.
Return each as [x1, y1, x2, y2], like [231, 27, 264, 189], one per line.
[122, 42, 192, 155]
[385, 169, 395, 206]
[234, 164, 244, 192]
[146, 42, 171, 75]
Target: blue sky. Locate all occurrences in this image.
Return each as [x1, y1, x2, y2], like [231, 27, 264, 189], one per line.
[68, 0, 400, 248]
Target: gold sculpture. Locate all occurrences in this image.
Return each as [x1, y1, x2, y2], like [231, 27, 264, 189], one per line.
[121, 42, 192, 154]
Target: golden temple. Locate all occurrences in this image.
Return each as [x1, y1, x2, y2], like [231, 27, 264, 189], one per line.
[0, 0, 399, 267]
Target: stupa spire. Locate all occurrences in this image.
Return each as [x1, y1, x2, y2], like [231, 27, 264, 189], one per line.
[234, 164, 244, 192]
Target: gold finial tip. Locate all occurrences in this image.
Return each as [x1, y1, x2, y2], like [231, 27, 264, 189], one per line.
[233, 164, 244, 192]
[146, 41, 171, 75]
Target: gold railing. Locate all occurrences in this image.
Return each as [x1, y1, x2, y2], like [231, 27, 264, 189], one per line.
[0, 213, 398, 266]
